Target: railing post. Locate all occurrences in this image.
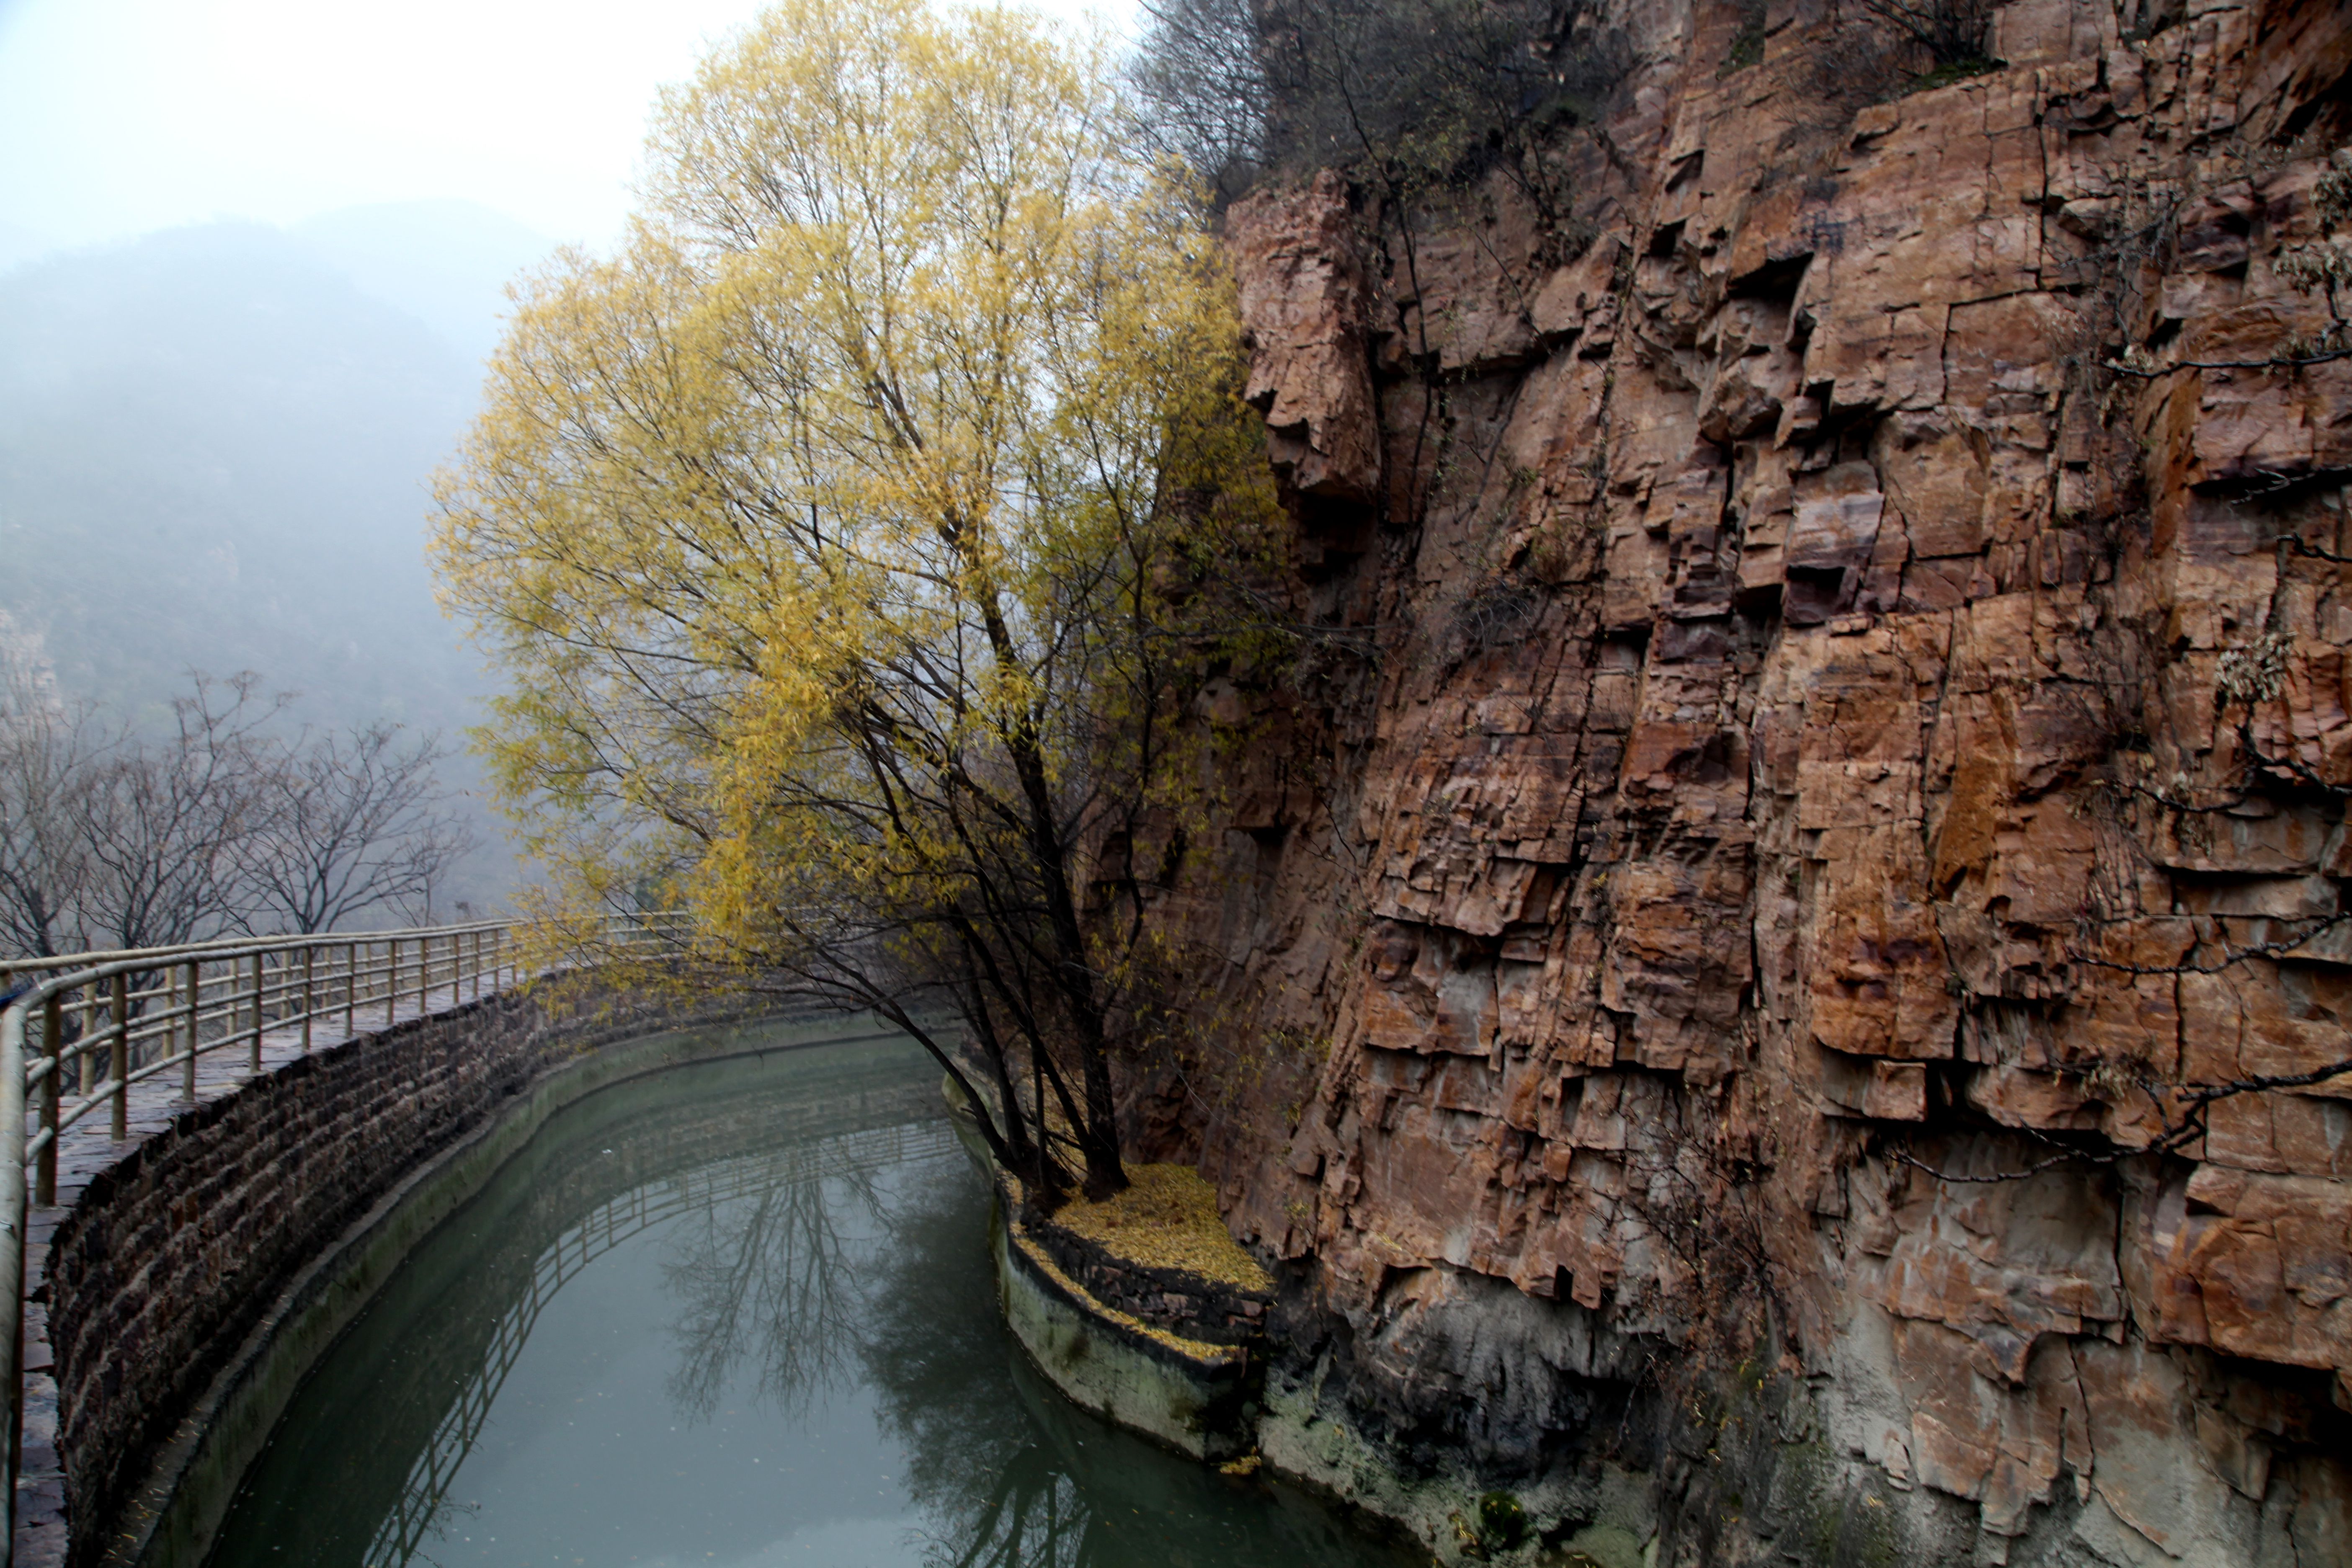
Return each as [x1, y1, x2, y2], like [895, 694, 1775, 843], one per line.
[2, 998, 31, 1561]
[111, 972, 129, 1140]
[301, 946, 315, 1053]
[182, 959, 200, 1101]
[345, 941, 357, 1037]
[387, 939, 400, 1029]
[416, 935, 430, 1017]
[248, 951, 265, 1073]
[77, 987, 94, 1098]
[37, 995, 62, 1207]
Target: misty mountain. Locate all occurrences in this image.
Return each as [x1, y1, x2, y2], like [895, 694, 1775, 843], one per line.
[0, 221, 53, 276]
[293, 200, 552, 365]
[0, 206, 557, 914]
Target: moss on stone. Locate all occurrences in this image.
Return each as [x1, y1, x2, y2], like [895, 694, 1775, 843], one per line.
[1479, 1490, 1529, 1548]
[1557, 1522, 1646, 1568]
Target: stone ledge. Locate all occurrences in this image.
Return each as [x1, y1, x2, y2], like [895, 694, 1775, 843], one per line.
[992, 1199, 1258, 1462]
[1021, 1208, 1273, 1347]
[941, 1078, 1266, 1463]
[1005, 1219, 1249, 1375]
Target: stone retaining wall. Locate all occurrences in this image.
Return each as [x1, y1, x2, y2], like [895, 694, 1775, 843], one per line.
[1021, 1217, 1271, 1347]
[23, 976, 773, 1568]
[992, 1203, 1259, 1463]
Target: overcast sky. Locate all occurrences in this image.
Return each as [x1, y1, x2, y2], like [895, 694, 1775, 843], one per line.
[0, 0, 1134, 266]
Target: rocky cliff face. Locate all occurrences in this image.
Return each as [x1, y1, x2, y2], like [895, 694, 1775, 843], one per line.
[1129, 1, 2352, 1562]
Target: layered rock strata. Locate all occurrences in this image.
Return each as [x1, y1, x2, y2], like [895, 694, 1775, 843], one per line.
[1130, 1, 2352, 1563]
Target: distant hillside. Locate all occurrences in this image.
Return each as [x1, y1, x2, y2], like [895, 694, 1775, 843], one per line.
[293, 201, 552, 365]
[0, 220, 52, 276]
[0, 208, 556, 914]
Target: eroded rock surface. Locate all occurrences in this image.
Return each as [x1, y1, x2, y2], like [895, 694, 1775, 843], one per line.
[1130, 1, 2352, 1562]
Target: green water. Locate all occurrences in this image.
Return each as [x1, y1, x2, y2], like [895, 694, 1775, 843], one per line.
[204, 1026, 1418, 1568]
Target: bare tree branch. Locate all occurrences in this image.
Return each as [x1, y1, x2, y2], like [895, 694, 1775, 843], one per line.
[237, 723, 478, 933]
[0, 651, 482, 955]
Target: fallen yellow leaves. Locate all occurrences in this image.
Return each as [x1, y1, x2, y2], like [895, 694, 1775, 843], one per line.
[1050, 1163, 1273, 1293]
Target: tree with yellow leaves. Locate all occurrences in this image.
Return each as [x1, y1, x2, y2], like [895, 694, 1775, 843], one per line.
[434, 0, 1279, 1199]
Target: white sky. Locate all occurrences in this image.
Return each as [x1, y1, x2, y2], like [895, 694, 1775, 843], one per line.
[0, 0, 1135, 261]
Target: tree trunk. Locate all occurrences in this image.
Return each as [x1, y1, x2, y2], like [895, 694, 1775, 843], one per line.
[975, 585, 1128, 1197]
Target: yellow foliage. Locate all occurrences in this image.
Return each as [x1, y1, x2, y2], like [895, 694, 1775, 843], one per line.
[1048, 1162, 1273, 1292]
[438, 3, 1269, 931]
[431, 0, 1284, 1186]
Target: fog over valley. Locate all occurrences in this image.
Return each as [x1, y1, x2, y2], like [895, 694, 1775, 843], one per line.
[0, 0, 1126, 931]
[0, 200, 557, 914]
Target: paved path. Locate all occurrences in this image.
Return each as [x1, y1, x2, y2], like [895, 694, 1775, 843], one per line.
[12, 985, 503, 1568]
[31, 988, 496, 1219]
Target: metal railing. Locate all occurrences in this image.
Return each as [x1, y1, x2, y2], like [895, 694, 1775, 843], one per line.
[0, 911, 686, 1563]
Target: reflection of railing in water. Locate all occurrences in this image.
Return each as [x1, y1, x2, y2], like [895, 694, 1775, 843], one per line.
[0, 913, 695, 1564]
[364, 1118, 958, 1568]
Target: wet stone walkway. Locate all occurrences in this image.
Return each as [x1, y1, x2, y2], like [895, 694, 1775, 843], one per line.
[14, 989, 496, 1568]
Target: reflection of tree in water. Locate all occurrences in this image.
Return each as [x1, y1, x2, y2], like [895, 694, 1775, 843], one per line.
[206, 1048, 957, 1568]
[934, 1459, 1089, 1568]
[856, 1161, 1068, 1566]
[658, 1144, 1421, 1568]
[852, 1163, 1423, 1568]
[660, 1144, 892, 1421]
[667, 1145, 1093, 1564]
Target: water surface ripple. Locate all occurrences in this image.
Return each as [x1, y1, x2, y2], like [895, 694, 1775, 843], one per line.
[205, 1027, 1416, 1568]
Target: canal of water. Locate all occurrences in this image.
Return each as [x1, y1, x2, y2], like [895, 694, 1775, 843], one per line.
[204, 1024, 1421, 1567]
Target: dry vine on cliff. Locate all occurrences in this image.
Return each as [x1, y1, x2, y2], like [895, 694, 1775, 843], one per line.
[1136, 0, 1628, 223]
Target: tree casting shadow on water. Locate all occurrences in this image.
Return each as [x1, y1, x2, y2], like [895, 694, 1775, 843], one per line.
[841, 1159, 1424, 1568]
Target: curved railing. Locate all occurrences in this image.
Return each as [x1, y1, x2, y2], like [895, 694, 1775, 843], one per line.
[0, 912, 684, 1562]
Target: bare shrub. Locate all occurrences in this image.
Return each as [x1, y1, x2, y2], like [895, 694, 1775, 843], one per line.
[1131, 0, 1272, 202]
[1446, 576, 1543, 665]
[1794, 0, 2000, 120]
[1134, 0, 1630, 209]
[1849, 0, 1996, 76]
[0, 665, 101, 959]
[70, 672, 288, 952]
[0, 654, 475, 955]
[238, 723, 476, 933]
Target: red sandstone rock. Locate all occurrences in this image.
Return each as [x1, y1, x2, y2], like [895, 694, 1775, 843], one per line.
[1139, 0, 2352, 1559]
[1227, 170, 1383, 505]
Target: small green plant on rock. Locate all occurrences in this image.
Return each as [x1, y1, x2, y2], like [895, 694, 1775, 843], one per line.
[1901, 52, 2005, 93]
[1479, 1490, 1531, 1551]
[1718, 0, 1765, 75]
